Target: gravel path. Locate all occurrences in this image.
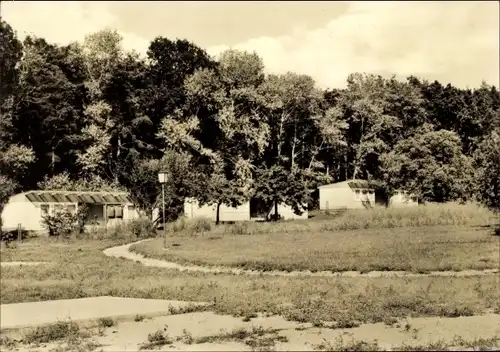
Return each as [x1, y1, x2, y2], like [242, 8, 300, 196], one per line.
[103, 240, 500, 278]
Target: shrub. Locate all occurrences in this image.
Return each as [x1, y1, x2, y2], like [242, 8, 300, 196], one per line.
[41, 210, 76, 238]
[1, 227, 34, 245]
[74, 204, 91, 234]
[128, 218, 156, 239]
[23, 321, 81, 344]
[169, 217, 213, 235]
[191, 218, 213, 233]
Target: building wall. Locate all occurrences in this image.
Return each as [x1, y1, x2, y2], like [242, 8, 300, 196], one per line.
[184, 198, 251, 222]
[319, 184, 375, 210]
[2, 193, 138, 232]
[267, 203, 308, 220]
[2, 195, 46, 232]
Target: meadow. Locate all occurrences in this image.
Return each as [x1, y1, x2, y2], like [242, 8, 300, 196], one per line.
[1, 202, 499, 328]
[132, 202, 499, 273]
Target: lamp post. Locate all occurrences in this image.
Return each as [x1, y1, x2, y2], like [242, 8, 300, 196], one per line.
[158, 171, 168, 248]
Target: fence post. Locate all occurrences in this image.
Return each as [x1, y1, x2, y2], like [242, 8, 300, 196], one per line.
[17, 223, 21, 243]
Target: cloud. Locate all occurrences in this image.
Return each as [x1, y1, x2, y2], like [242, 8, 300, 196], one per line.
[2, 1, 150, 56]
[3, 1, 498, 89]
[207, 1, 499, 89]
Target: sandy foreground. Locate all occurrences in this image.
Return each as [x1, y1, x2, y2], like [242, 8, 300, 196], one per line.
[6, 311, 500, 351]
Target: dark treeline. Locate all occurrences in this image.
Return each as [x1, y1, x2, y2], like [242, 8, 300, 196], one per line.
[1, 22, 499, 223]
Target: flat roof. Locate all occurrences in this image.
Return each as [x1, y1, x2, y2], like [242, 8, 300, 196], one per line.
[22, 191, 132, 204]
[318, 179, 378, 190]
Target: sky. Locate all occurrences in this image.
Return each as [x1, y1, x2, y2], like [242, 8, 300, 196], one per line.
[1, 1, 499, 90]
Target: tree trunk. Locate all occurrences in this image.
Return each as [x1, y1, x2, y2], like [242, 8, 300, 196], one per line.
[216, 202, 221, 225]
[352, 165, 359, 180]
[291, 122, 297, 169]
[274, 200, 278, 221]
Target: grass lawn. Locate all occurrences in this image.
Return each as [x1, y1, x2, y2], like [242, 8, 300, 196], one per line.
[131, 225, 499, 273]
[1, 237, 499, 325]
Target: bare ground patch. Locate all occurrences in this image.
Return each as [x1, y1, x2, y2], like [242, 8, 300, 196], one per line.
[2, 312, 499, 351]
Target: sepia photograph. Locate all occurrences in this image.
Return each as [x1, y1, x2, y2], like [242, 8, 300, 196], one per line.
[0, 1, 499, 351]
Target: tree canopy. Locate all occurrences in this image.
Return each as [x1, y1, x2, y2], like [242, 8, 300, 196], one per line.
[1, 20, 499, 222]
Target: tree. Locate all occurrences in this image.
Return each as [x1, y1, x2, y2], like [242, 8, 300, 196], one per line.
[77, 29, 123, 178]
[0, 144, 35, 230]
[473, 128, 500, 212]
[0, 20, 23, 121]
[0, 174, 17, 231]
[6, 37, 86, 187]
[141, 37, 217, 154]
[159, 50, 270, 223]
[37, 172, 123, 192]
[335, 73, 403, 180]
[380, 129, 474, 203]
[117, 149, 200, 221]
[256, 72, 343, 217]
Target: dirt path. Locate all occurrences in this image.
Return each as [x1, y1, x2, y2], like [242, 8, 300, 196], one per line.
[103, 241, 500, 278]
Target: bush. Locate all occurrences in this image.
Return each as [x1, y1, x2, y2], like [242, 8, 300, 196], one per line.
[85, 217, 156, 241]
[1, 227, 34, 244]
[41, 210, 76, 238]
[168, 217, 214, 236]
[191, 218, 213, 233]
[129, 218, 156, 239]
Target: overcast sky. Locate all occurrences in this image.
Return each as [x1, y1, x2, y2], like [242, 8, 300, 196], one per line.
[2, 1, 499, 89]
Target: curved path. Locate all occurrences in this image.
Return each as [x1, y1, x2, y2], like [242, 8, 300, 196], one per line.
[103, 240, 500, 278]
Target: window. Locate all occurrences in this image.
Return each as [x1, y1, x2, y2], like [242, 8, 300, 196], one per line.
[106, 206, 116, 219]
[53, 204, 63, 213]
[66, 205, 76, 214]
[354, 189, 361, 201]
[115, 206, 123, 218]
[41, 204, 49, 216]
[106, 205, 123, 219]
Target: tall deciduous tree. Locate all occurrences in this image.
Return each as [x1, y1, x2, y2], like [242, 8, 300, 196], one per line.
[256, 72, 344, 216]
[473, 128, 500, 213]
[336, 73, 402, 180]
[159, 50, 269, 223]
[381, 129, 474, 203]
[0, 20, 23, 143]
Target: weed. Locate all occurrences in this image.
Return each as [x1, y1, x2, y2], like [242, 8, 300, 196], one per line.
[383, 316, 399, 326]
[97, 317, 115, 328]
[176, 329, 194, 345]
[242, 312, 258, 322]
[314, 335, 380, 351]
[439, 305, 475, 317]
[23, 321, 81, 344]
[134, 314, 145, 322]
[397, 340, 449, 351]
[168, 303, 209, 315]
[0, 335, 17, 350]
[334, 318, 361, 329]
[193, 326, 282, 346]
[140, 327, 173, 350]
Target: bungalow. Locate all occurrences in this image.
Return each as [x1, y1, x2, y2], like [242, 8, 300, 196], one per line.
[318, 179, 418, 211]
[183, 198, 308, 222]
[1, 190, 139, 233]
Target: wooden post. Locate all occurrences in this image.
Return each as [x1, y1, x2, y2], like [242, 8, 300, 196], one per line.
[17, 223, 21, 243]
[103, 204, 107, 235]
